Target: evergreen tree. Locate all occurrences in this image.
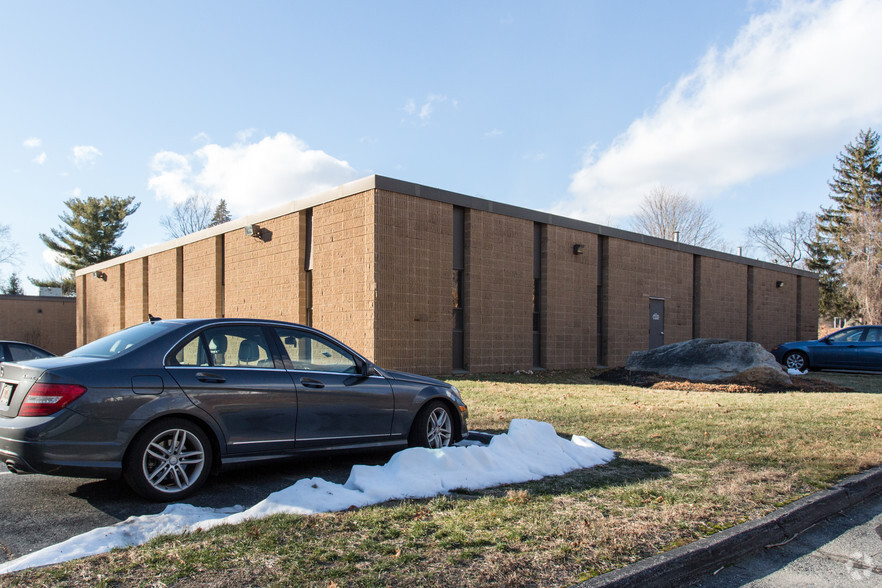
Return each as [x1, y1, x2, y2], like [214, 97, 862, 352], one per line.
[210, 198, 232, 226]
[1, 273, 24, 295]
[809, 129, 882, 320]
[30, 195, 140, 293]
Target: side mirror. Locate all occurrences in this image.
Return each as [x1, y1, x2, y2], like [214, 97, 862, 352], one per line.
[822, 337, 832, 345]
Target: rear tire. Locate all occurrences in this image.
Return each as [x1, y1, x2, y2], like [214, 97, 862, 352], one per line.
[783, 351, 809, 372]
[409, 400, 455, 449]
[123, 418, 213, 502]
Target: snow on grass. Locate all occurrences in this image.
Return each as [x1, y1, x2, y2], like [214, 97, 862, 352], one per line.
[0, 419, 614, 574]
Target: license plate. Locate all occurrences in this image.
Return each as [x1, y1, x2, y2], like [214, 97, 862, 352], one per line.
[0, 382, 13, 406]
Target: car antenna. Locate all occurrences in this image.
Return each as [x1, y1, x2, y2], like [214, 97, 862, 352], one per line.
[148, 313, 162, 323]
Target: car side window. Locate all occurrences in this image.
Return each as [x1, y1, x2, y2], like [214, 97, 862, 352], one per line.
[173, 337, 209, 366]
[865, 328, 882, 342]
[828, 328, 865, 343]
[8, 344, 51, 361]
[273, 328, 358, 374]
[174, 326, 274, 368]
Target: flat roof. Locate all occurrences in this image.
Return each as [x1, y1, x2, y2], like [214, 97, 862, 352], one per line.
[77, 174, 816, 278]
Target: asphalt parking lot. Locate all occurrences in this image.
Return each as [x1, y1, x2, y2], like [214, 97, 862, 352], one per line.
[0, 449, 395, 564]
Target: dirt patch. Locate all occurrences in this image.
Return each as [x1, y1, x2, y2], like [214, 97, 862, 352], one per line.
[593, 367, 853, 394]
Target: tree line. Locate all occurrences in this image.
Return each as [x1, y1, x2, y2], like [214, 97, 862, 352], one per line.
[1, 130, 880, 326]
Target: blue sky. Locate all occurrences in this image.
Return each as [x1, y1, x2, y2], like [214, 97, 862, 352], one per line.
[3, 0, 881, 293]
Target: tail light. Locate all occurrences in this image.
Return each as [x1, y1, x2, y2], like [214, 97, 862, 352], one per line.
[19, 383, 87, 417]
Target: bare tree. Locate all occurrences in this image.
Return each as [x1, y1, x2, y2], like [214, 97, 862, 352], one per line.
[0, 224, 21, 267]
[746, 212, 815, 268]
[160, 194, 215, 239]
[630, 186, 723, 248]
[838, 206, 882, 324]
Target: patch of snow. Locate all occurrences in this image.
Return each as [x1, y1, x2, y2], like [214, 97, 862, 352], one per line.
[0, 419, 614, 574]
[787, 368, 808, 375]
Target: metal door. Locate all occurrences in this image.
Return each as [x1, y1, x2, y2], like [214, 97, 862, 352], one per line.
[649, 298, 665, 349]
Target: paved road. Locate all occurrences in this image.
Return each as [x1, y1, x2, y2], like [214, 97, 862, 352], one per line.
[695, 491, 882, 587]
[0, 449, 394, 565]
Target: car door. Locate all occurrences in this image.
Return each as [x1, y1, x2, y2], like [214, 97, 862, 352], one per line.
[856, 327, 882, 370]
[813, 327, 866, 369]
[272, 327, 394, 448]
[166, 324, 299, 454]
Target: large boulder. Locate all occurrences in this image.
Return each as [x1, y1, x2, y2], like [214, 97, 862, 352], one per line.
[625, 338, 792, 386]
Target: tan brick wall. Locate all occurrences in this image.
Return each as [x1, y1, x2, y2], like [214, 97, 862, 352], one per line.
[695, 256, 748, 341]
[76, 275, 86, 347]
[799, 276, 819, 340]
[147, 248, 182, 320]
[83, 264, 125, 342]
[751, 267, 799, 349]
[224, 214, 304, 321]
[312, 191, 376, 358]
[604, 238, 693, 366]
[183, 236, 223, 318]
[0, 295, 77, 354]
[373, 191, 452, 373]
[543, 227, 597, 369]
[466, 210, 534, 372]
[124, 257, 149, 327]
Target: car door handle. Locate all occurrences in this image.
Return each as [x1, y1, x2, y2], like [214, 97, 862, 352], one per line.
[196, 372, 226, 383]
[300, 377, 325, 389]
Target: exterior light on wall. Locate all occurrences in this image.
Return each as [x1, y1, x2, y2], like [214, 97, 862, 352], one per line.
[573, 244, 585, 255]
[776, 281, 784, 288]
[244, 224, 262, 238]
[92, 271, 107, 280]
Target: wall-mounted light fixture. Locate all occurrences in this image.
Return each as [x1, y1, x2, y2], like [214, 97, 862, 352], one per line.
[244, 224, 262, 238]
[573, 244, 585, 255]
[775, 281, 784, 289]
[92, 271, 107, 280]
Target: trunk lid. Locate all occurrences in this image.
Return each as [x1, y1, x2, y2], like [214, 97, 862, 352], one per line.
[0, 362, 46, 418]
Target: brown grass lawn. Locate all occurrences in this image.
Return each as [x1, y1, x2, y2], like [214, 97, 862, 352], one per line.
[5, 369, 882, 587]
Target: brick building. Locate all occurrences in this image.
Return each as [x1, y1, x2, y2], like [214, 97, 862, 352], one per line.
[0, 294, 77, 355]
[75, 175, 817, 374]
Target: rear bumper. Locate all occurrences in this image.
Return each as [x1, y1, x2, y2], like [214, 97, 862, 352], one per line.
[0, 412, 124, 479]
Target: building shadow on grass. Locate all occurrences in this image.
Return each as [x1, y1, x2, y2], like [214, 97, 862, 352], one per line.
[446, 456, 671, 500]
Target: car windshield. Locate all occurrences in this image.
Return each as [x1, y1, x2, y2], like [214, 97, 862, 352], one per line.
[66, 321, 181, 358]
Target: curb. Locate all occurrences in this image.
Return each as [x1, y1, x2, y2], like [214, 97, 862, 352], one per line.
[578, 464, 882, 588]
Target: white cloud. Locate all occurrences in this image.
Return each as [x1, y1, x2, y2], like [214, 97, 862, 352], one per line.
[41, 248, 63, 266]
[23, 137, 41, 149]
[560, 0, 882, 222]
[71, 145, 102, 167]
[32, 152, 47, 165]
[403, 94, 458, 124]
[147, 132, 359, 214]
[485, 129, 503, 138]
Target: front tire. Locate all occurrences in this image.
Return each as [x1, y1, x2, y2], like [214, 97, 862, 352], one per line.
[783, 351, 809, 372]
[124, 418, 213, 502]
[409, 400, 455, 449]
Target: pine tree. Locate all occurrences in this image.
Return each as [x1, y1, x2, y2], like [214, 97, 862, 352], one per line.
[210, 199, 232, 226]
[809, 129, 882, 320]
[1, 273, 24, 295]
[30, 195, 140, 293]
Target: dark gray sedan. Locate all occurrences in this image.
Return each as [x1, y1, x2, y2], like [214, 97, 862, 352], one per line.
[0, 318, 468, 501]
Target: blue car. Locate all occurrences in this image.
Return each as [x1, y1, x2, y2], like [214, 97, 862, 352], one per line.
[771, 326, 882, 372]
